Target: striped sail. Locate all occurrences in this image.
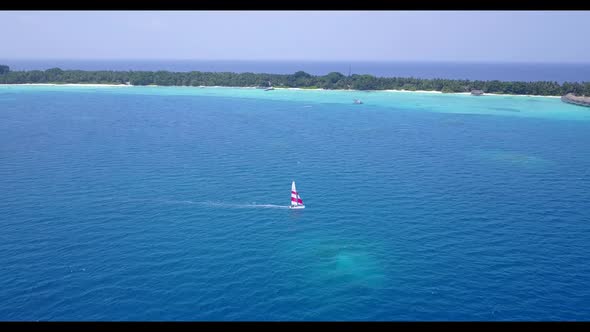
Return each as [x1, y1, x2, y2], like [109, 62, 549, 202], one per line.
[291, 181, 304, 206]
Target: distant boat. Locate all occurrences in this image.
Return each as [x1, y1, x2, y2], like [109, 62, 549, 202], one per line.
[289, 181, 305, 209]
[353, 99, 363, 104]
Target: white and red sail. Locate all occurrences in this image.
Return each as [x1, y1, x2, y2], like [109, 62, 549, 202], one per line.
[290, 181, 305, 208]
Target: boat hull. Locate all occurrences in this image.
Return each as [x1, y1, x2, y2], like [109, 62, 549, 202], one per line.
[289, 205, 305, 209]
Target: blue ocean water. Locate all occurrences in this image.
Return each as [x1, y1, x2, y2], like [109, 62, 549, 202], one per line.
[1, 85, 590, 321]
[2, 59, 590, 83]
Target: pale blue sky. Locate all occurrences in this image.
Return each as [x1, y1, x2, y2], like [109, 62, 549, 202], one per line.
[1, 11, 589, 62]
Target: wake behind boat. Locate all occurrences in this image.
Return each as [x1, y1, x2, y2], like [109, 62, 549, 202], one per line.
[289, 181, 305, 209]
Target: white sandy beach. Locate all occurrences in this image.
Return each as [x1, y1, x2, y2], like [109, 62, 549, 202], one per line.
[0, 83, 562, 98]
[279, 87, 561, 98]
[0, 83, 132, 87]
[382, 89, 561, 98]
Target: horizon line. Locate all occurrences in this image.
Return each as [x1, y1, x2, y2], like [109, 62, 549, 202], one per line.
[2, 58, 590, 65]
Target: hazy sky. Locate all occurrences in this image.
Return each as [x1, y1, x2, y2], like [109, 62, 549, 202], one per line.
[1, 11, 589, 62]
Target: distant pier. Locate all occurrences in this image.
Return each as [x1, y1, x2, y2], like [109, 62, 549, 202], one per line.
[561, 93, 590, 108]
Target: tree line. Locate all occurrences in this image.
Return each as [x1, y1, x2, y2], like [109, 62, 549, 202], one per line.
[0, 65, 588, 96]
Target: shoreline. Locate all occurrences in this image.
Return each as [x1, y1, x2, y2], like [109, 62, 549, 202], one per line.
[0, 83, 562, 98]
[0, 83, 132, 87]
[382, 89, 562, 98]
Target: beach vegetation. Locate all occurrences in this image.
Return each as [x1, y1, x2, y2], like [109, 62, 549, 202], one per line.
[1, 65, 588, 96]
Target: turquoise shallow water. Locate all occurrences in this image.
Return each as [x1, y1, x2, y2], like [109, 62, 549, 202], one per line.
[1, 85, 590, 320]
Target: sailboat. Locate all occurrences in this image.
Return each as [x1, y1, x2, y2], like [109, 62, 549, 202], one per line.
[289, 181, 305, 209]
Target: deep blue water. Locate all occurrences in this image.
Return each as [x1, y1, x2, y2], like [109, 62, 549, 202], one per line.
[1, 86, 590, 321]
[2, 59, 590, 83]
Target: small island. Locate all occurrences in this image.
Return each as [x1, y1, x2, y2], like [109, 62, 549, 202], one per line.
[1, 64, 589, 99]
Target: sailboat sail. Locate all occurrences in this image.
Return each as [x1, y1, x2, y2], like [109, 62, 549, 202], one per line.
[291, 181, 304, 207]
